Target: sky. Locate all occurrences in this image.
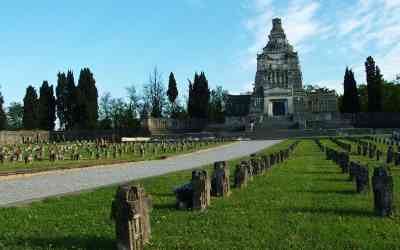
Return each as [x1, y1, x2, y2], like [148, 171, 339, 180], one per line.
[1, 0, 399, 106]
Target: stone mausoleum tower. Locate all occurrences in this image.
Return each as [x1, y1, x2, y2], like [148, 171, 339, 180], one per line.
[251, 18, 303, 118]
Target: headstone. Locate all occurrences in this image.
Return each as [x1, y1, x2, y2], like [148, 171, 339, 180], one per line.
[387, 146, 393, 164]
[372, 167, 394, 217]
[356, 166, 369, 193]
[376, 150, 382, 161]
[234, 164, 248, 188]
[211, 161, 231, 197]
[174, 183, 193, 210]
[394, 152, 400, 166]
[191, 170, 211, 211]
[111, 184, 151, 250]
[349, 162, 358, 182]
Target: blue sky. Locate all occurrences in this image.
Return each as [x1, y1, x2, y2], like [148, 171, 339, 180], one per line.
[1, 0, 399, 106]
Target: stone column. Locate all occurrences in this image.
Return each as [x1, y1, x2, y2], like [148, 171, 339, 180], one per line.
[211, 161, 231, 197]
[356, 166, 369, 193]
[191, 170, 211, 211]
[111, 184, 151, 250]
[234, 163, 248, 188]
[372, 167, 394, 217]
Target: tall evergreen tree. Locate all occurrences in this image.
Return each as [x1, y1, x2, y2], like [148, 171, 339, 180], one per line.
[188, 72, 211, 119]
[365, 56, 383, 112]
[187, 73, 198, 118]
[0, 90, 7, 130]
[77, 68, 98, 129]
[38, 81, 56, 130]
[342, 68, 360, 113]
[56, 72, 67, 129]
[23, 85, 39, 129]
[197, 72, 210, 119]
[348, 70, 360, 113]
[167, 72, 179, 118]
[342, 68, 351, 113]
[66, 70, 77, 129]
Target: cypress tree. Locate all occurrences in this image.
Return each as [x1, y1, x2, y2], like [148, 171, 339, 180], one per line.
[187, 78, 194, 118]
[375, 66, 383, 112]
[77, 68, 98, 129]
[198, 72, 210, 119]
[342, 68, 351, 113]
[348, 69, 360, 113]
[23, 85, 39, 129]
[365, 56, 383, 112]
[342, 68, 360, 113]
[167, 72, 179, 118]
[66, 70, 77, 129]
[56, 72, 67, 129]
[0, 91, 6, 130]
[38, 81, 56, 130]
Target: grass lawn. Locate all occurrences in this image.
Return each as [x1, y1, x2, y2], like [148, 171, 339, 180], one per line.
[0, 139, 399, 250]
[0, 141, 229, 174]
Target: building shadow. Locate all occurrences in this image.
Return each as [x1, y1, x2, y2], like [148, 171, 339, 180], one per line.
[13, 236, 114, 250]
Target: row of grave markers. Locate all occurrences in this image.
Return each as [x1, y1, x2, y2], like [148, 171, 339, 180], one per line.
[315, 139, 394, 217]
[110, 141, 299, 250]
[174, 141, 299, 211]
[0, 139, 225, 165]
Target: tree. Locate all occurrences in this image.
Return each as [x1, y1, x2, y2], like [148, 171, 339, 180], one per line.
[38, 81, 56, 130]
[365, 56, 383, 112]
[62, 70, 79, 130]
[0, 90, 6, 130]
[188, 72, 210, 119]
[23, 85, 39, 129]
[56, 72, 67, 129]
[143, 67, 166, 118]
[167, 72, 179, 118]
[126, 85, 140, 118]
[208, 86, 227, 123]
[342, 68, 360, 113]
[77, 68, 98, 129]
[7, 102, 23, 130]
[99, 92, 113, 129]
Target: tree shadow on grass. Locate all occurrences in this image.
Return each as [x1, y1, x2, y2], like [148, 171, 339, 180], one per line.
[153, 202, 177, 210]
[151, 192, 175, 197]
[297, 171, 339, 175]
[14, 236, 114, 250]
[284, 207, 375, 218]
[318, 178, 350, 183]
[305, 189, 357, 195]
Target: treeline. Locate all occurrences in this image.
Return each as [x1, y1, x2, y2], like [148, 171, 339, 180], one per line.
[340, 56, 400, 113]
[0, 67, 227, 131]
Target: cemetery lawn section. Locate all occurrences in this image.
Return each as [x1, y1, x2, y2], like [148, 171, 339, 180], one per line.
[0, 139, 399, 249]
[0, 141, 229, 175]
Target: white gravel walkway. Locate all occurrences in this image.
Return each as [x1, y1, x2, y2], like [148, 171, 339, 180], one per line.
[0, 140, 281, 207]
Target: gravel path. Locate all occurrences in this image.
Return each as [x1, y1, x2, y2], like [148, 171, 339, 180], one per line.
[0, 140, 281, 207]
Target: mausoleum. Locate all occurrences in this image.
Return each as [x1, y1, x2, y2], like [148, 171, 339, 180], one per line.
[226, 18, 339, 129]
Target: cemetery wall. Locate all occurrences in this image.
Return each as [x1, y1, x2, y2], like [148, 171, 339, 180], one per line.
[352, 113, 400, 128]
[49, 129, 146, 142]
[0, 130, 49, 145]
[142, 118, 207, 135]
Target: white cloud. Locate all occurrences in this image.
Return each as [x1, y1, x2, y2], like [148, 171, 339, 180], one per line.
[336, 0, 400, 81]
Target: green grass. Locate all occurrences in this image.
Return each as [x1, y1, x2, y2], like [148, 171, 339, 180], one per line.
[1, 139, 399, 250]
[0, 141, 228, 174]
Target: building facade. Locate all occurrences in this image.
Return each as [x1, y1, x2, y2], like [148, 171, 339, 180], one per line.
[227, 18, 338, 127]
